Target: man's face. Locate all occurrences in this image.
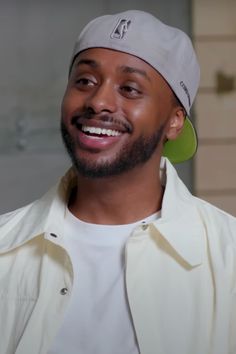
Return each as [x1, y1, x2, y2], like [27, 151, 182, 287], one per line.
[61, 48, 179, 178]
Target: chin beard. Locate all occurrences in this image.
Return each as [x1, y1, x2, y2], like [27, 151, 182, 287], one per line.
[60, 121, 164, 178]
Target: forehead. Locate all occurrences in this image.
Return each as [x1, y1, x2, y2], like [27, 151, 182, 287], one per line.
[72, 47, 157, 75]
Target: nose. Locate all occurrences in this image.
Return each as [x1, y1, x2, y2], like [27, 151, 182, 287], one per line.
[85, 81, 117, 114]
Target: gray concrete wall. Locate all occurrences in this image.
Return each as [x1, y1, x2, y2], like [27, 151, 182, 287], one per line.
[0, 0, 192, 213]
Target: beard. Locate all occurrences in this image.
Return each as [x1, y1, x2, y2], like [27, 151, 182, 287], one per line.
[61, 121, 164, 178]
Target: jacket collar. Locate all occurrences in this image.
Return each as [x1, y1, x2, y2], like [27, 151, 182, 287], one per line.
[152, 158, 205, 267]
[0, 159, 205, 266]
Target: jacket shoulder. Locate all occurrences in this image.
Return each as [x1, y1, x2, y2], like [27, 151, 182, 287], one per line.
[194, 196, 235, 219]
[0, 203, 35, 229]
[193, 196, 236, 237]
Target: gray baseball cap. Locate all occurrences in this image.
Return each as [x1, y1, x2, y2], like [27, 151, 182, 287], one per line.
[70, 10, 200, 163]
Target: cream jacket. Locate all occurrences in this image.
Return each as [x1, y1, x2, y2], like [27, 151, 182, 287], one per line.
[0, 158, 236, 354]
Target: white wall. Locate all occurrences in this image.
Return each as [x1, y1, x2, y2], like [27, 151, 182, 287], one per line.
[192, 0, 236, 215]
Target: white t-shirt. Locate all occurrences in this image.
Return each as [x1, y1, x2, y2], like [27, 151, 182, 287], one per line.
[48, 209, 160, 354]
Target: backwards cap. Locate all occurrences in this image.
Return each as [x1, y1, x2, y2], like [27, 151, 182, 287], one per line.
[71, 10, 200, 163]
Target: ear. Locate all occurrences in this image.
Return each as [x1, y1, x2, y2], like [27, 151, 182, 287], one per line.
[165, 108, 185, 141]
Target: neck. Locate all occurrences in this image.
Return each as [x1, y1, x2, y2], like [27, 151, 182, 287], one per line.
[69, 157, 164, 225]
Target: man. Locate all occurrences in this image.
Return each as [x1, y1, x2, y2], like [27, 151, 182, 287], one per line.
[0, 9, 236, 354]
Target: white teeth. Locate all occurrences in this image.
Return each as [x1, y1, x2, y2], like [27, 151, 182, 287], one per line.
[81, 125, 121, 137]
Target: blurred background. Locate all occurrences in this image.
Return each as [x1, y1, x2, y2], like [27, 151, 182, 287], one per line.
[0, 0, 235, 215]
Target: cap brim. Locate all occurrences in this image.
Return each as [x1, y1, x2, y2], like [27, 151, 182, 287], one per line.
[162, 117, 198, 164]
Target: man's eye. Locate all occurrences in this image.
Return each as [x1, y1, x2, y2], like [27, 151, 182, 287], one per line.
[121, 85, 142, 97]
[75, 78, 96, 88]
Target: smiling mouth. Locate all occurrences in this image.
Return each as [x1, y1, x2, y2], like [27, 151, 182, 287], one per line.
[71, 113, 132, 138]
[81, 125, 122, 137]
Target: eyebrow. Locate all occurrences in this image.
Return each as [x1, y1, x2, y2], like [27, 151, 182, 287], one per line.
[120, 65, 151, 82]
[75, 59, 99, 68]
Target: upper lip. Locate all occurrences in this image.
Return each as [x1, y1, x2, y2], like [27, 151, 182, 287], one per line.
[71, 115, 132, 133]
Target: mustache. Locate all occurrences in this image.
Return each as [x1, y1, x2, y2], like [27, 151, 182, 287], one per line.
[71, 108, 133, 133]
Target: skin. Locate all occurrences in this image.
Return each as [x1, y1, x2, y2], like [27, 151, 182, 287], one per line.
[61, 48, 185, 224]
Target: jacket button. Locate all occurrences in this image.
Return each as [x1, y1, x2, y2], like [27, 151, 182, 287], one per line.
[60, 287, 68, 295]
[50, 233, 58, 238]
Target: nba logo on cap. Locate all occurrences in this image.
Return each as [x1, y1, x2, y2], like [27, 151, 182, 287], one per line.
[111, 18, 131, 39]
